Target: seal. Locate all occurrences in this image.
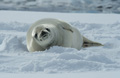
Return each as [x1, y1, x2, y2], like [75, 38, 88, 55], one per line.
[26, 18, 103, 52]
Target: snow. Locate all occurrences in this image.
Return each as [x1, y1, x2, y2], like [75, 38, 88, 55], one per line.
[0, 11, 120, 24]
[0, 71, 120, 78]
[0, 0, 120, 13]
[0, 10, 120, 78]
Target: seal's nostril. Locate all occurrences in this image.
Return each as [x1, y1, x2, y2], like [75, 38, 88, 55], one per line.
[34, 33, 37, 38]
[41, 31, 47, 36]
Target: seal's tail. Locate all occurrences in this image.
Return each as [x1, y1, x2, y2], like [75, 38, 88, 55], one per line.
[82, 36, 103, 48]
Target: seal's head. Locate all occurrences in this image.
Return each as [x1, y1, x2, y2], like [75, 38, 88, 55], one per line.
[32, 24, 56, 49]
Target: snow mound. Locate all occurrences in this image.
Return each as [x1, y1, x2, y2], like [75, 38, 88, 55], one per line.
[0, 21, 120, 73]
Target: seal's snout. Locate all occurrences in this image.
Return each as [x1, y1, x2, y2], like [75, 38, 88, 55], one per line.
[40, 28, 50, 38]
[39, 29, 50, 41]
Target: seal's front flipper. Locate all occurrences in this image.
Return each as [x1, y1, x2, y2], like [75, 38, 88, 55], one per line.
[82, 36, 103, 48]
[62, 27, 73, 33]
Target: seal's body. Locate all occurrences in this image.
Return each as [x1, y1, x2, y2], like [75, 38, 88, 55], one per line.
[27, 18, 102, 52]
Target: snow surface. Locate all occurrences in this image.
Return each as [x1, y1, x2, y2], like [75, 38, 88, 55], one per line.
[0, 11, 120, 78]
[0, 0, 120, 13]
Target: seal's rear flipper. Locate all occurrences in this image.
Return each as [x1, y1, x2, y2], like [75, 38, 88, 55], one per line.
[82, 36, 103, 48]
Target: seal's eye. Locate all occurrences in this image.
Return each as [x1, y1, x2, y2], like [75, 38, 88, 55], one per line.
[34, 33, 37, 38]
[45, 28, 50, 32]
